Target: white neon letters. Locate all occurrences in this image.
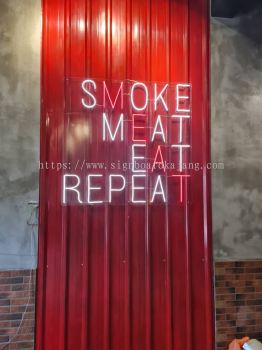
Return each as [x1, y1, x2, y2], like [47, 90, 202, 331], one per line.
[81, 79, 97, 109]
[154, 83, 168, 111]
[151, 175, 166, 203]
[109, 175, 126, 202]
[62, 174, 170, 204]
[151, 115, 166, 142]
[131, 82, 149, 111]
[63, 79, 193, 205]
[103, 113, 124, 141]
[103, 81, 123, 109]
[87, 174, 103, 204]
[171, 144, 191, 172]
[132, 144, 146, 173]
[132, 175, 146, 203]
[63, 175, 82, 204]
[172, 115, 191, 143]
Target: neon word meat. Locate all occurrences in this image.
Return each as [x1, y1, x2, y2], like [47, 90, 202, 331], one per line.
[62, 79, 192, 205]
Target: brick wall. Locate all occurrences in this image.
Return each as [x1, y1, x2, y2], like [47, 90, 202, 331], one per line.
[0, 264, 262, 350]
[216, 261, 262, 350]
[0, 270, 35, 350]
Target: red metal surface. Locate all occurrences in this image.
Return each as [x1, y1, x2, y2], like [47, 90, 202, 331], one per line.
[36, 1, 214, 350]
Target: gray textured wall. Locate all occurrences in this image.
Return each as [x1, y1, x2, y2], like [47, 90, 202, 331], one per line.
[0, 0, 40, 269]
[0, 1, 261, 269]
[212, 7, 262, 260]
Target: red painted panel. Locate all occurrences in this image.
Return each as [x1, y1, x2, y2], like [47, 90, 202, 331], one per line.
[36, 1, 214, 350]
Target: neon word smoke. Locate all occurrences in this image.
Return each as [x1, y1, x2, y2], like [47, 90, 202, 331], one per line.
[62, 79, 192, 205]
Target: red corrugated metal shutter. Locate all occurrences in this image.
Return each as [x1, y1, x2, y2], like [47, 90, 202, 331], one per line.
[36, 1, 214, 350]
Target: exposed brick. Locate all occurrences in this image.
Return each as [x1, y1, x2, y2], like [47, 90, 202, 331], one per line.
[0, 277, 24, 285]
[246, 299, 262, 306]
[10, 299, 32, 307]
[236, 319, 256, 327]
[0, 270, 35, 350]
[235, 287, 255, 294]
[245, 268, 262, 273]
[0, 328, 18, 336]
[0, 306, 10, 313]
[0, 313, 23, 321]
[0, 335, 10, 343]
[1, 263, 262, 350]
[10, 271, 31, 278]
[215, 261, 262, 350]
[10, 341, 34, 349]
[0, 321, 11, 328]
[12, 284, 31, 292]
[0, 293, 11, 300]
[225, 268, 245, 274]
[0, 272, 11, 278]
[0, 300, 10, 306]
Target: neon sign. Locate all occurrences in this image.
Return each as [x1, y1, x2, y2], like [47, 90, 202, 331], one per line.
[62, 79, 192, 205]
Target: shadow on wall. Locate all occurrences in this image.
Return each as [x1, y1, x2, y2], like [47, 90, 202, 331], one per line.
[214, 2, 262, 46]
[212, 0, 261, 18]
[238, 3, 262, 45]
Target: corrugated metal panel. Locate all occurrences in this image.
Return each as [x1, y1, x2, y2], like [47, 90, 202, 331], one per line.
[36, 1, 214, 350]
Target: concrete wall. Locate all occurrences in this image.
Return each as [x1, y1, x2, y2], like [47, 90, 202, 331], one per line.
[211, 6, 262, 260]
[0, 0, 261, 269]
[0, 0, 40, 269]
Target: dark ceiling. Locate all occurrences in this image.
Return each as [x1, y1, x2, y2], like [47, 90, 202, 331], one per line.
[212, 0, 261, 18]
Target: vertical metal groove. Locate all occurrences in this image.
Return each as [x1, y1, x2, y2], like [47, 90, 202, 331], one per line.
[185, 1, 193, 349]
[167, 4, 174, 350]
[63, 1, 70, 349]
[86, 4, 92, 349]
[124, 2, 131, 350]
[145, 1, 151, 350]
[81, 1, 89, 349]
[104, 1, 110, 350]
[167, 2, 172, 349]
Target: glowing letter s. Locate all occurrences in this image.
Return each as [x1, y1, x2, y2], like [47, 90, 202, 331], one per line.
[81, 79, 97, 109]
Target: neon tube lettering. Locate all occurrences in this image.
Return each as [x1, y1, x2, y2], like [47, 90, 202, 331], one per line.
[131, 82, 149, 111]
[109, 175, 126, 202]
[151, 115, 166, 142]
[132, 144, 146, 173]
[102, 113, 124, 141]
[63, 174, 82, 204]
[81, 79, 97, 109]
[132, 174, 146, 203]
[154, 83, 168, 111]
[103, 81, 124, 109]
[151, 175, 166, 203]
[176, 84, 191, 112]
[87, 174, 103, 204]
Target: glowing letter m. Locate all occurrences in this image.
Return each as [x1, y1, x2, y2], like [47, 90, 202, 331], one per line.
[102, 113, 124, 141]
